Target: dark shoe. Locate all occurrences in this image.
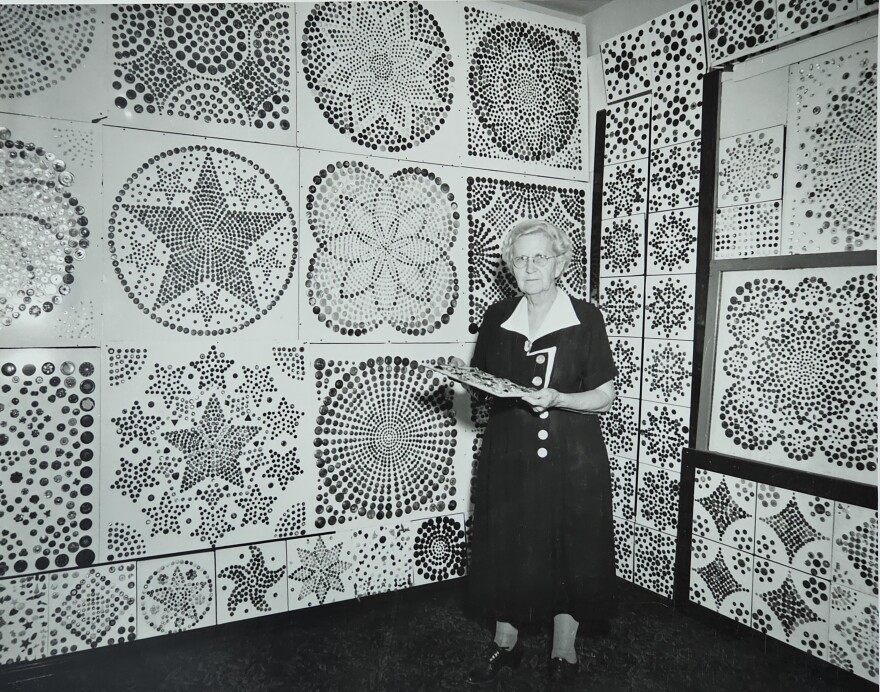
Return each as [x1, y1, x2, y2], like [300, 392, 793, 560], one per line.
[466, 639, 524, 686]
[548, 656, 578, 683]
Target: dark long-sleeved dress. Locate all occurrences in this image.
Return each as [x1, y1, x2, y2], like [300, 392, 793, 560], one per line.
[468, 291, 618, 625]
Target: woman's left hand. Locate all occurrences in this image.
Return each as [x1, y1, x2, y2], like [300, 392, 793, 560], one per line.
[521, 388, 562, 414]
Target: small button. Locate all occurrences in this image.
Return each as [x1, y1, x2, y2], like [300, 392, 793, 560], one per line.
[524, 340, 531, 351]
[531, 376, 542, 386]
[536, 355, 546, 364]
[538, 430, 548, 440]
[539, 411, 549, 419]
[537, 447, 548, 458]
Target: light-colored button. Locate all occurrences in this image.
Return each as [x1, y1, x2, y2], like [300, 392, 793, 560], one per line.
[524, 340, 531, 351]
[531, 376, 542, 386]
[536, 355, 546, 364]
[538, 429, 548, 440]
[539, 411, 549, 419]
[537, 447, 548, 458]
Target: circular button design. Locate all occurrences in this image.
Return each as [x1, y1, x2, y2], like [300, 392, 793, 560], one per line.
[539, 411, 549, 419]
[537, 447, 548, 458]
[536, 355, 546, 364]
[538, 430, 548, 440]
[531, 376, 542, 386]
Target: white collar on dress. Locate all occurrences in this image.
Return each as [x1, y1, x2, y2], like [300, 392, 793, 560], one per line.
[499, 290, 581, 343]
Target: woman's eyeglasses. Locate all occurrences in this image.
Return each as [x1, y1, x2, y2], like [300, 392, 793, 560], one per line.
[512, 254, 560, 268]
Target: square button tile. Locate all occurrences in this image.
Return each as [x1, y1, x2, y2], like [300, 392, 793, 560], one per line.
[690, 535, 753, 626]
[755, 485, 833, 579]
[751, 558, 830, 660]
[829, 584, 878, 682]
[216, 542, 288, 624]
[692, 469, 757, 553]
[832, 502, 877, 597]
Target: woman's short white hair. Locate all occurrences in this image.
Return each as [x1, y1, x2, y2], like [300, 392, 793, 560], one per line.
[500, 219, 573, 272]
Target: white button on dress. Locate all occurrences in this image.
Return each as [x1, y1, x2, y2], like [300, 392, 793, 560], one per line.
[537, 447, 548, 458]
[538, 430, 548, 440]
[531, 376, 542, 386]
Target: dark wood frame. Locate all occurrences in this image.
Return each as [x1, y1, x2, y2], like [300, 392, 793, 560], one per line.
[675, 447, 877, 691]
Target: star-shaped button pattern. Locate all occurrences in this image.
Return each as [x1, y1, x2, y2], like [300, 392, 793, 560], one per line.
[162, 394, 260, 492]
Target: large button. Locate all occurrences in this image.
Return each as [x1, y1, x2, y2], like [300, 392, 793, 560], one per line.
[539, 411, 549, 419]
[531, 376, 543, 386]
[536, 355, 546, 364]
[537, 447, 548, 458]
[538, 429, 548, 440]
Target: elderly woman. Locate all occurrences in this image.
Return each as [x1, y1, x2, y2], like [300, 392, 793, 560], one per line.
[456, 219, 618, 685]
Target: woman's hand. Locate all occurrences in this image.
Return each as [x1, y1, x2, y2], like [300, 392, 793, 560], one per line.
[521, 388, 562, 414]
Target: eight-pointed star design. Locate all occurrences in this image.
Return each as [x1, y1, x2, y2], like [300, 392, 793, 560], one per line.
[290, 535, 352, 605]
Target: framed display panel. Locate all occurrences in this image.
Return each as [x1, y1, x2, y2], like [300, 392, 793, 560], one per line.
[633, 523, 677, 599]
[47, 562, 137, 655]
[609, 336, 642, 400]
[1, 114, 103, 346]
[307, 343, 478, 532]
[215, 541, 288, 625]
[298, 149, 468, 343]
[647, 208, 699, 275]
[648, 139, 701, 213]
[287, 531, 356, 609]
[101, 127, 299, 343]
[782, 38, 877, 254]
[703, 0, 876, 68]
[603, 94, 651, 165]
[613, 517, 635, 580]
[600, 215, 646, 277]
[0, 574, 48, 663]
[602, 159, 648, 220]
[600, 395, 641, 462]
[288, 523, 416, 602]
[0, 4, 110, 123]
[0, 348, 101, 578]
[598, 276, 645, 339]
[643, 273, 696, 341]
[702, 259, 877, 484]
[465, 169, 590, 335]
[295, 1, 464, 167]
[641, 338, 694, 408]
[702, 0, 778, 66]
[638, 400, 691, 472]
[135, 551, 216, 640]
[411, 512, 467, 586]
[462, 2, 589, 180]
[610, 456, 637, 521]
[648, 2, 708, 91]
[713, 201, 783, 260]
[599, 22, 652, 104]
[677, 449, 878, 685]
[635, 465, 681, 535]
[104, 3, 296, 146]
[717, 125, 785, 207]
[100, 341, 315, 561]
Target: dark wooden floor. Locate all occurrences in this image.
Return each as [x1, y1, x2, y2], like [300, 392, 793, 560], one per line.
[2, 578, 871, 691]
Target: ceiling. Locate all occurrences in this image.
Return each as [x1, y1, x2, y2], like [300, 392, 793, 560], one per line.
[516, 0, 615, 18]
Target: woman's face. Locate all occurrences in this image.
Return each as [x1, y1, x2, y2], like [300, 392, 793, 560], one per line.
[510, 232, 564, 297]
